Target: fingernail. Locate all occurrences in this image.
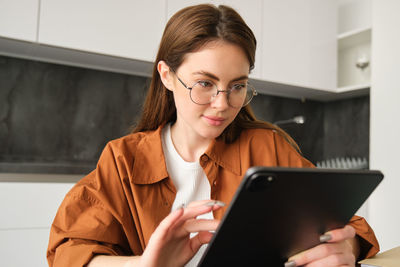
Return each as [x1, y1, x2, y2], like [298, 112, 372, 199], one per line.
[284, 260, 296, 267]
[320, 234, 332, 243]
[204, 201, 216, 207]
[214, 200, 226, 207]
[173, 203, 185, 211]
[204, 200, 226, 207]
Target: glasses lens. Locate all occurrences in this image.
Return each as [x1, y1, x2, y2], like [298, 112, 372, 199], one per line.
[190, 82, 256, 107]
[244, 84, 256, 106]
[229, 83, 256, 108]
[191, 82, 217, 105]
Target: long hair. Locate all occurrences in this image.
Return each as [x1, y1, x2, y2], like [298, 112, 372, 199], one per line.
[132, 4, 300, 152]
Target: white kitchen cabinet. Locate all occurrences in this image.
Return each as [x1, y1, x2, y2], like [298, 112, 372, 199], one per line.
[0, 177, 76, 267]
[337, 28, 371, 91]
[168, 0, 337, 91]
[0, 0, 39, 42]
[166, 0, 263, 79]
[0, 228, 50, 267]
[38, 0, 166, 62]
[0, 181, 75, 229]
[0, 1, 360, 100]
[337, 0, 371, 92]
[338, 0, 371, 34]
[261, 0, 337, 91]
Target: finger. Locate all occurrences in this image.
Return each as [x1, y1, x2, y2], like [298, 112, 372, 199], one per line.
[186, 200, 226, 208]
[180, 203, 223, 222]
[323, 225, 356, 243]
[289, 242, 350, 266]
[186, 200, 215, 208]
[158, 207, 184, 233]
[166, 204, 213, 233]
[183, 219, 220, 233]
[150, 207, 184, 242]
[189, 231, 214, 253]
[301, 252, 355, 267]
[170, 203, 224, 233]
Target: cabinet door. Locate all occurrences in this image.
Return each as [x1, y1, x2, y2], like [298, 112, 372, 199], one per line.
[262, 0, 337, 91]
[0, 0, 39, 42]
[0, 182, 75, 229]
[0, 181, 75, 267]
[166, 0, 263, 79]
[0, 228, 51, 267]
[38, 0, 166, 62]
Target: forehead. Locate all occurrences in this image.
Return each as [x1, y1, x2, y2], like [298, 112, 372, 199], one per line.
[177, 40, 250, 78]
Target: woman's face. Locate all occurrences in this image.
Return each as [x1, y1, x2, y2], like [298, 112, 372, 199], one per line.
[160, 40, 250, 142]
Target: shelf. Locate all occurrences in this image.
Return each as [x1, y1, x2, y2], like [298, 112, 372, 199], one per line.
[337, 26, 371, 40]
[338, 27, 371, 50]
[337, 83, 370, 93]
[0, 36, 154, 78]
[337, 26, 371, 90]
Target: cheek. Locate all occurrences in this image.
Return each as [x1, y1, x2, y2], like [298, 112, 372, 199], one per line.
[228, 108, 242, 123]
[173, 89, 202, 116]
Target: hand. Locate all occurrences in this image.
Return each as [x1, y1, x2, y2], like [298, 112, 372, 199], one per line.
[286, 225, 357, 267]
[134, 200, 223, 267]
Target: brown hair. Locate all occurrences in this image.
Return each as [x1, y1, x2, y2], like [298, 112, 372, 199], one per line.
[132, 4, 300, 152]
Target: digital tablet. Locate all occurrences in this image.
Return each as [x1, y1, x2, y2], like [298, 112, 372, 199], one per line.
[197, 167, 383, 267]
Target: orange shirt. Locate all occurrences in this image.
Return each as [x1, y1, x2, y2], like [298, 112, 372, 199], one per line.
[47, 126, 379, 266]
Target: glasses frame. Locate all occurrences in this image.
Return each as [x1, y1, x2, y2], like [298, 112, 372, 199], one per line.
[174, 74, 258, 108]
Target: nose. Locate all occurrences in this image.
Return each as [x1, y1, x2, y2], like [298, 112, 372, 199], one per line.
[210, 91, 230, 110]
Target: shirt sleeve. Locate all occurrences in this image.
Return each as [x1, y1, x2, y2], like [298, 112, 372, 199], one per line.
[348, 215, 380, 259]
[47, 200, 122, 266]
[272, 131, 380, 259]
[47, 143, 133, 267]
[47, 178, 130, 267]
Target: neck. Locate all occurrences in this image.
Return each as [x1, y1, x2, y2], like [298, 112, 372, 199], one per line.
[170, 123, 212, 162]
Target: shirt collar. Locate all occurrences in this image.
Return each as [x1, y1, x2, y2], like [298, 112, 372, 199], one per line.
[205, 137, 242, 176]
[131, 126, 169, 184]
[131, 125, 242, 184]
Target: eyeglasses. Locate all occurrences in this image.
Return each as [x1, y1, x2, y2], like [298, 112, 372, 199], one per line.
[174, 74, 257, 108]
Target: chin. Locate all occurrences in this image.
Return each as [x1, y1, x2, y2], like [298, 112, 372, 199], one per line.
[200, 126, 226, 140]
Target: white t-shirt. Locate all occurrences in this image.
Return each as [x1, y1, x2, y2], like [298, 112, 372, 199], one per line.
[161, 123, 213, 267]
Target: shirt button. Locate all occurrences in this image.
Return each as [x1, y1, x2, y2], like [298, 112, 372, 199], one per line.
[200, 154, 209, 162]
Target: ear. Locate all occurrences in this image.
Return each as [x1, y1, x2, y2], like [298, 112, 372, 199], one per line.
[157, 60, 174, 91]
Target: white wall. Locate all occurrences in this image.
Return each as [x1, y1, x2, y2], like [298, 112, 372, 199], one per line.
[369, 0, 400, 252]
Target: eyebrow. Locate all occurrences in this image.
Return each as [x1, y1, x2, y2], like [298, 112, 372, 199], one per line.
[192, 71, 248, 83]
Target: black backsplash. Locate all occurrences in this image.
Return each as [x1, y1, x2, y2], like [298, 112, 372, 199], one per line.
[0, 55, 370, 174]
[251, 94, 324, 164]
[322, 96, 369, 159]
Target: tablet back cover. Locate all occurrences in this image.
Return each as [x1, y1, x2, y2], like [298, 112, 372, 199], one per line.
[197, 167, 383, 267]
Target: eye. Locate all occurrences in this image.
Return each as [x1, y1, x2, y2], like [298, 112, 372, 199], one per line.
[197, 80, 214, 88]
[231, 83, 246, 91]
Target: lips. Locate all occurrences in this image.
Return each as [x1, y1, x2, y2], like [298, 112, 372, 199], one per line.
[203, 115, 225, 126]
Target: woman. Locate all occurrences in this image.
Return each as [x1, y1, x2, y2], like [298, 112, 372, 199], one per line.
[47, 4, 379, 267]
